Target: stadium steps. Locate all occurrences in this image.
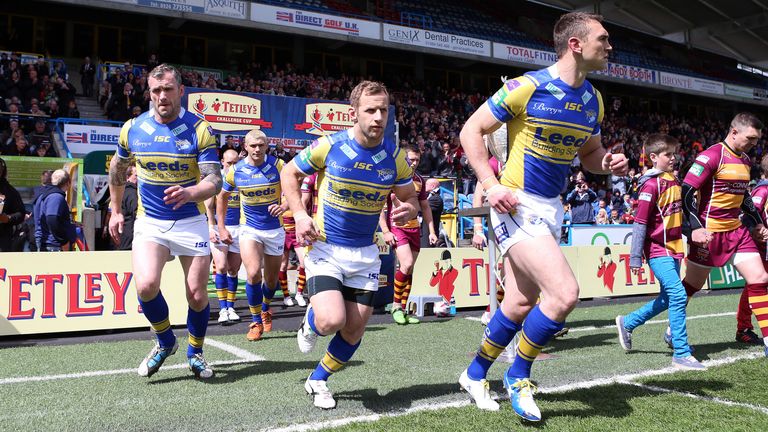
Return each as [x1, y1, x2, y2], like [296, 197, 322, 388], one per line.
[75, 96, 108, 121]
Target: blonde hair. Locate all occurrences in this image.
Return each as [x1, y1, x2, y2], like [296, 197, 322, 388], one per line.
[245, 129, 268, 145]
[51, 169, 70, 186]
[349, 80, 388, 108]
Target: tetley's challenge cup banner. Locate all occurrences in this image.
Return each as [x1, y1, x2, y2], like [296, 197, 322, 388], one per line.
[184, 88, 396, 149]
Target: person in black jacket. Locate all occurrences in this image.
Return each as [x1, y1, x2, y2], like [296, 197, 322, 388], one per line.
[0, 158, 26, 252]
[34, 169, 77, 251]
[118, 165, 138, 250]
[566, 180, 597, 224]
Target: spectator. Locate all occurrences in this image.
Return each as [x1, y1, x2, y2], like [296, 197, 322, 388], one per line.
[621, 207, 635, 224]
[596, 208, 609, 225]
[0, 158, 25, 252]
[4, 133, 30, 156]
[109, 82, 135, 121]
[80, 56, 96, 97]
[28, 119, 54, 156]
[34, 169, 77, 251]
[435, 141, 460, 177]
[611, 172, 630, 195]
[566, 180, 597, 224]
[608, 208, 622, 224]
[270, 141, 291, 162]
[45, 99, 61, 119]
[425, 178, 445, 247]
[65, 100, 80, 118]
[117, 165, 138, 250]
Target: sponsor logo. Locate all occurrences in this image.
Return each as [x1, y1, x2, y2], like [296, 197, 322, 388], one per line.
[753, 196, 763, 205]
[132, 138, 151, 148]
[639, 192, 653, 202]
[695, 154, 710, 164]
[689, 164, 704, 177]
[377, 168, 395, 182]
[585, 109, 597, 123]
[189, 93, 272, 132]
[354, 162, 373, 171]
[171, 124, 188, 135]
[139, 160, 190, 171]
[565, 102, 582, 112]
[175, 139, 192, 151]
[493, 222, 510, 243]
[66, 132, 87, 143]
[242, 187, 276, 197]
[327, 181, 387, 203]
[387, 28, 420, 43]
[372, 150, 387, 164]
[328, 159, 353, 173]
[505, 80, 521, 91]
[545, 82, 565, 100]
[532, 127, 590, 148]
[581, 91, 593, 104]
[294, 103, 354, 136]
[530, 102, 562, 115]
[528, 216, 544, 225]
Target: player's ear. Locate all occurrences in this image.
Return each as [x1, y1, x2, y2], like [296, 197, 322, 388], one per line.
[179, 84, 185, 98]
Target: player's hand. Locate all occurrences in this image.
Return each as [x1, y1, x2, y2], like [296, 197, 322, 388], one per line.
[691, 228, 712, 246]
[486, 184, 518, 215]
[382, 231, 396, 247]
[390, 196, 418, 225]
[472, 232, 487, 250]
[218, 227, 233, 245]
[108, 212, 124, 244]
[295, 216, 319, 246]
[163, 185, 193, 210]
[268, 203, 285, 217]
[754, 226, 768, 242]
[429, 233, 438, 246]
[603, 152, 629, 176]
[209, 225, 220, 243]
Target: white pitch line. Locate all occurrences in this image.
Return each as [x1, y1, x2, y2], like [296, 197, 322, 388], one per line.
[622, 381, 768, 415]
[205, 337, 264, 361]
[270, 350, 765, 432]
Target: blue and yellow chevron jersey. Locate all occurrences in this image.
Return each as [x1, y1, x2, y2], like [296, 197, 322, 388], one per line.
[223, 155, 284, 230]
[221, 167, 241, 226]
[294, 130, 413, 247]
[487, 65, 604, 198]
[117, 108, 219, 221]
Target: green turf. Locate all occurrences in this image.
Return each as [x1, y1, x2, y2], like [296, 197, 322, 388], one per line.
[0, 291, 766, 431]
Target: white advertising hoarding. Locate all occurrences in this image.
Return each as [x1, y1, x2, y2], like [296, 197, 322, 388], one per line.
[64, 124, 121, 155]
[251, 3, 380, 39]
[383, 24, 490, 57]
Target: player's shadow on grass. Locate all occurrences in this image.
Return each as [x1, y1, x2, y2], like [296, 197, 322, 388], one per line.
[560, 318, 616, 329]
[334, 382, 461, 413]
[147, 360, 363, 385]
[545, 332, 617, 352]
[681, 340, 755, 360]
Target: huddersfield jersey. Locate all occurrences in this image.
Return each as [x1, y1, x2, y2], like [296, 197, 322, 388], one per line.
[301, 172, 319, 215]
[683, 143, 751, 232]
[222, 168, 241, 226]
[487, 65, 604, 198]
[223, 156, 284, 230]
[282, 207, 295, 232]
[387, 173, 427, 229]
[117, 108, 219, 220]
[634, 172, 684, 260]
[294, 129, 413, 247]
[751, 181, 768, 223]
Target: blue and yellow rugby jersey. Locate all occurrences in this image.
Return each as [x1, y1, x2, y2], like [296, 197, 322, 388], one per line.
[221, 167, 241, 226]
[117, 108, 219, 220]
[223, 155, 284, 230]
[294, 129, 413, 248]
[487, 65, 604, 198]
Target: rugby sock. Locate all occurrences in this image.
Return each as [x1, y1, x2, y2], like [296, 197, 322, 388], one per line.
[307, 307, 324, 336]
[746, 283, 768, 340]
[139, 291, 176, 348]
[507, 305, 564, 380]
[215, 273, 228, 310]
[297, 266, 306, 295]
[262, 281, 276, 312]
[279, 270, 290, 298]
[467, 309, 521, 380]
[400, 273, 413, 310]
[186, 304, 209, 357]
[393, 270, 408, 309]
[683, 280, 700, 297]
[309, 332, 360, 381]
[226, 275, 238, 309]
[737, 288, 754, 332]
[245, 282, 263, 323]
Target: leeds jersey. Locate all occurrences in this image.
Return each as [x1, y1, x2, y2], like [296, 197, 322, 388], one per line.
[223, 155, 284, 230]
[294, 129, 413, 247]
[487, 65, 604, 198]
[222, 168, 241, 226]
[117, 108, 219, 221]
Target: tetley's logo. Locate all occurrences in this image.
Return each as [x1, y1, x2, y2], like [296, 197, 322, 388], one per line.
[190, 92, 272, 132]
[295, 103, 354, 136]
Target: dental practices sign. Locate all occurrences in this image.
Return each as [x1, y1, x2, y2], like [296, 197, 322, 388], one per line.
[383, 24, 490, 57]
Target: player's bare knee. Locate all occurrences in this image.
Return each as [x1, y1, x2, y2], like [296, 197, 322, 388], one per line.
[399, 262, 414, 274]
[316, 313, 345, 334]
[136, 281, 160, 301]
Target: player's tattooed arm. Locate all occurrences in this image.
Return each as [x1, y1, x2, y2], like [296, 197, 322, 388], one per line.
[108, 156, 132, 186]
[200, 162, 223, 194]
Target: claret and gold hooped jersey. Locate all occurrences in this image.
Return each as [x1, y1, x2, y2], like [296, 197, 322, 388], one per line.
[223, 155, 284, 230]
[117, 107, 219, 221]
[487, 65, 604, 198]
[294, 129, 413, 247]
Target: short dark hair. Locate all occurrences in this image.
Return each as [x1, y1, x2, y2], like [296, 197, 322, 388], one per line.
[730, 112, 764, 132]
[148, 63, 181, 86]
[553, 12, 604, 57]
[349, 80, 388, 109]
[644, 133, 679, 156]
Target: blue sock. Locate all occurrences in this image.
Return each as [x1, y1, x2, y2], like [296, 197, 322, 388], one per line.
[245, 282, 263, 323]
[507, 305, 564, 380]
[310, 332, 360, 381]
[467, 309, 521, 380]
[226, 275, 238, 309]
[262, 281, 276, 312]
[307, 307, 324, 336]
[138, 291, 176, 348]
[214, 273, 228, 310]
[186, 304, 210, 357]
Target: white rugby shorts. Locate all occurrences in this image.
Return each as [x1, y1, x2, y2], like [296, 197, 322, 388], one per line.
[305, 240, 381, 291]
[239, 225, 285, 256]
[489, 189, 563, 256]
[133, 214, 210, 257]
[212, 224, 241, 254]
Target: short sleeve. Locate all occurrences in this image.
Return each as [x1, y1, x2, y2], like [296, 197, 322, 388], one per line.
[485, 76, 536, 124]
[301, 174, 314, 193]
[294, 137, 331, 175]
[393, 147, 414, 186]
[633, 180, 658, 225]
[222, 167, 237, 193]
[683, 152, 717, 189]
[593, 88, 604, 136]
[116, 119, 133, 159]
[195, 120, 219, 164]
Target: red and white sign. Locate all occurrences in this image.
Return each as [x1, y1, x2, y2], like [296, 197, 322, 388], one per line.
[294, 103, 354, 136]
[251, 4, 380, 39]
[188, 91, 273, 131]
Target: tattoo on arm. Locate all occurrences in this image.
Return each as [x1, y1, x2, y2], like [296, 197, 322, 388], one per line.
[109, 157, 131, 186]
[200, 163, 223, 194]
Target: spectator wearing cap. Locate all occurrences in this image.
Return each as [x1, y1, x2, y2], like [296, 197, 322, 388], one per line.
[0, 158, 26, 252]
[34, 169, 77, 251]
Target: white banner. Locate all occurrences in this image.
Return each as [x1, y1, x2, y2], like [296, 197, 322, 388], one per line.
[204, 0, 247, 19]
[724, 83, 755, 99]
[251, 4, 380, 39]
[570, 225, 633, 246]
[64, 124, 121, 155]
[659, 72, 724, 95]
[383, 24, 490, 57]
[136, 0, 205, 13]
[492, 43, 556, 66]
[595, 62, 655, 83]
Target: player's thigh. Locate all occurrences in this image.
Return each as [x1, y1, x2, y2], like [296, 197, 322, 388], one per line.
[341, 299, 373, 344]
[226, 251, 242, 276]
[179, 254, 212, 309]
[682, 260, 711, 289]
[132, 240, 170, 298]
[240, 239, 264, 282]
[734, 253, 768, 284]
[308, 277, 347, 330]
